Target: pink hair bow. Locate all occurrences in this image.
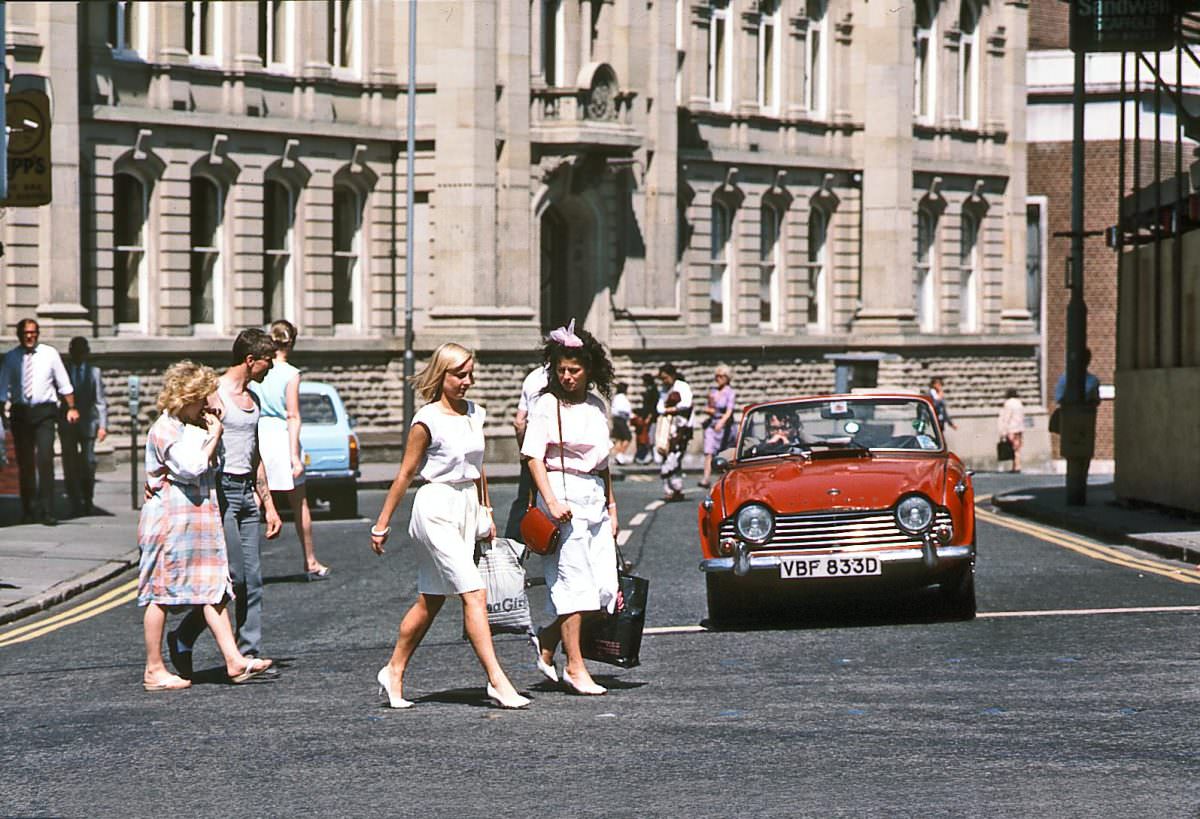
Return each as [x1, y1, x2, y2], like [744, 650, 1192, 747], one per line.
[548, 318, 584, 348]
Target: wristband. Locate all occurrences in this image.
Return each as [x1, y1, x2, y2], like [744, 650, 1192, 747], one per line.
[370, 526, 391, 537]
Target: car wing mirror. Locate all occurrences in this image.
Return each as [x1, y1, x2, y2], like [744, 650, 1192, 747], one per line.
[713, 455, 730, 473]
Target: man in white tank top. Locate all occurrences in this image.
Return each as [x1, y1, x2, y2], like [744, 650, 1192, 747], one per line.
[169, 330, 283, 676]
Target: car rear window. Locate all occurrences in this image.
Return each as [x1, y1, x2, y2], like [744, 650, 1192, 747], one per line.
[300, 393, 338, 425]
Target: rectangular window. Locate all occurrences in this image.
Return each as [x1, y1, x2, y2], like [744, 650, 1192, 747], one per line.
[263, 180, 294, 323]
[758, 7, 779, 112]
[959, 212, 979, 332]
[760, 205, 781, 327]
[543, 0, 564, 86]
[327, 0, 357, 71]
[710, 202, 731, 327]
[959, 35, 977, 125]
[915, 28, 932, 121]
[1026, 201, 1043, 330]
[804, 1, 826, 116]
[708, 4, 730, 108]
[915, 209, 937, 331]
[190, 177, 221, 327]
[807, 208, 828, 328]
[114, 174, 146, 326]
[107, 1, 140, 54]
[258, 0, 289, 68]
[333, 187, 362, 327]
[185, 1, 216, 60]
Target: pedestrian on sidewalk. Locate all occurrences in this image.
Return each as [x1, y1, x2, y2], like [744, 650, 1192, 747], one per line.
[657, 363, 693, 502]
[997, 388, 1026, 473]
[700, 364, 736, 488]
[523, 319, 620, 696]
[631, 372, 659, 465]
[0, 319, 78, 525]
[251, 320, 330, 581]
[58, 337, 107, 517]
[369, 342, 530, 710]
[169, 330, 283, 670]
[928, 376, 957, 433]
[138, 360, 272, 691]
[609, 381, 633, 465]
[505, 360, 550, 540]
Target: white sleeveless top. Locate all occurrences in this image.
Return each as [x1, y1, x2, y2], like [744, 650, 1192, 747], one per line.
[413, 401, 485, 483]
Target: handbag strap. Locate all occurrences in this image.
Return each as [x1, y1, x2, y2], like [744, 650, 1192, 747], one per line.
[526, 396, 569, 509]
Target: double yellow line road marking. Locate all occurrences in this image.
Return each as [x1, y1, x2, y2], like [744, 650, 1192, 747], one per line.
[0, 580, 137, 648]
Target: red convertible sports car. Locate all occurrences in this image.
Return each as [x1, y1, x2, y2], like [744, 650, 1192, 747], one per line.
[697, 392, 976, 623]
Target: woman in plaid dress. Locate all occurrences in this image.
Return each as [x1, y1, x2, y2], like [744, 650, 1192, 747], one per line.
[138, 361, 272, 691]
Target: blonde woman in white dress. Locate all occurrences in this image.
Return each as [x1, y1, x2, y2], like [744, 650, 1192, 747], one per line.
[523, 320, 620, 696]
[369, 343, 529, 710]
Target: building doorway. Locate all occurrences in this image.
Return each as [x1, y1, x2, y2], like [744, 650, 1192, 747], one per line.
[540, 205, 571, 334]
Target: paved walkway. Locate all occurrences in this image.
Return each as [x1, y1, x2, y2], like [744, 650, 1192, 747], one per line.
[3, 459, 1198, 627]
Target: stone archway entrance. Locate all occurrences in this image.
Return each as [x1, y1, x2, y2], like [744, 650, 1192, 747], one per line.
[540, 205, 570, 334]
[537, 190, 600, 335]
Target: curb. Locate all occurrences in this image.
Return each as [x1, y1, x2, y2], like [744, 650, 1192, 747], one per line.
[990, 496, 1200, 566]
[0, 548, 141, 627]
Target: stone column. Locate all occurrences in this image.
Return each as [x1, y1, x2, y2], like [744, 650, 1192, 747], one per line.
[495, 0, 534, 326]
[852, 1, 916, 335]
[999, 0, 1034, 333]
[35, 2, 89, 334]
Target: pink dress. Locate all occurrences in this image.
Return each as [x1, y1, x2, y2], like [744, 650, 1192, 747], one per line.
[703, 385, 737, 455]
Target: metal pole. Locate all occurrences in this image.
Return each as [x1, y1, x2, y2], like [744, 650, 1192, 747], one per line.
[1065, 46, 1088, 506]
[402, 0, 417, 434]
[129, 415, 139, 511]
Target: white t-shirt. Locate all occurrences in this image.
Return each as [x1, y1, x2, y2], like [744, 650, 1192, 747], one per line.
[413, 401, 485, 483]
[656, 378, 694, 416]
[517, 366, 550, 414]
[521, 392, 612, 474]
[610, 392, 633, 420]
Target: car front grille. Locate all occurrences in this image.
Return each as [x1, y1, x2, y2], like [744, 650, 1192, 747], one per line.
[719, 508, 953, 550]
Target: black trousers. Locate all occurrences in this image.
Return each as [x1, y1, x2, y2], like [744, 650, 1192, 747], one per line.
[10, 402, 58, 517]
[59, 416, 97, 506]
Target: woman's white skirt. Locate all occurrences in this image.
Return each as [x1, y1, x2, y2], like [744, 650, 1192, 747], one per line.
[408, 480, 484, 596]
[538, 471, 618, 617]
[258, 415, 304, 492]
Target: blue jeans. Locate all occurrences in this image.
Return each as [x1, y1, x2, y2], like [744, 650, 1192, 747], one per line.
[177, 473, 264, 657]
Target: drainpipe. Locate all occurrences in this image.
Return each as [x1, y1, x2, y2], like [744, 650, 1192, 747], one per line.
[402, 0, 417, 435]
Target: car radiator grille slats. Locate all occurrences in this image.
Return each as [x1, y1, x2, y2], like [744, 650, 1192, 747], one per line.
[719, 509, 953, 550]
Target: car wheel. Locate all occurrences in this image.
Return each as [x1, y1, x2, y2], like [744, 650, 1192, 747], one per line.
[705, 574, 753, 626]
[940, 566, 976, 621]
[330, 489, 358, 519]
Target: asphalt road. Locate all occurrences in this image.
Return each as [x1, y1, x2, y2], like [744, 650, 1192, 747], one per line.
[2, 473, 1199, 817]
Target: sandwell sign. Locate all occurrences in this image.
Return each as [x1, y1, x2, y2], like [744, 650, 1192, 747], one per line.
[1069, 0, 1180, 53]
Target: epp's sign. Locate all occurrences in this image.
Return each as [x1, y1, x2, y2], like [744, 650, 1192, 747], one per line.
[4, 90, 51, 206]
[1069, 0, 1178, 53]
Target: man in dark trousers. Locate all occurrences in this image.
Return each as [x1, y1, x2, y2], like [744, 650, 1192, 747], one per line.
[59, 336, 108, 517]
[0, 319, 78, 525]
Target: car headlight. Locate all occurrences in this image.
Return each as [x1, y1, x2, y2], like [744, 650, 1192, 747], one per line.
[895, 495, 934, 533]
[735, 503, 775, 543]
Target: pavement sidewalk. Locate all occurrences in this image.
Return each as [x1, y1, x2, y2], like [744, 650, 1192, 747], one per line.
[6, 459, 1198, 628]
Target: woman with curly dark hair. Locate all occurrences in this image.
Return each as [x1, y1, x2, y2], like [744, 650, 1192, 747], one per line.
[521, 319, 619, 696]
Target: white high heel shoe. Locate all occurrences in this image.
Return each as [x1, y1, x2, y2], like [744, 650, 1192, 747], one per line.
[562, 669, 607, 696]
[376, 666, 413, 709]
[486, 682, 531, 709]
[529, 632, 558, 683]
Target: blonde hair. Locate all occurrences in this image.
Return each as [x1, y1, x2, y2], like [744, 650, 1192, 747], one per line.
[411, 343, 475, 402]
[268, 319, 297, 349]
[715, 364, 732, 380]
[157, 360, 219, 415]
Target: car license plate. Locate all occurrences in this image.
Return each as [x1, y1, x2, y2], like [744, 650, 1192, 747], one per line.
[779, 555, 882, 580]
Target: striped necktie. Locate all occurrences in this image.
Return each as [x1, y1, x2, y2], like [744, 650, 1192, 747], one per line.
[21, 349, 34, 402]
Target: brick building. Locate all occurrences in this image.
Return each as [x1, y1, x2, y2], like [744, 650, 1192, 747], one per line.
[2, 0, 1041, 467]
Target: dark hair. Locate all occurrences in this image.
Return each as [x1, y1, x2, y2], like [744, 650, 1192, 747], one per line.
[641, 373, 656, 387]
[15, 318, 38, 338]
[929, 376, 943, 387]
[232, 328, 276, 364]
[615, 382, 628, 394]
[541, 326, 614, 400]
[68, 336, 90, 356]
[659, 363, 680, 380]
[1005, 387, 1019, 399]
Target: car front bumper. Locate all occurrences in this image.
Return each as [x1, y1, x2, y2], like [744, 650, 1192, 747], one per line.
[700, 543, 973, 575]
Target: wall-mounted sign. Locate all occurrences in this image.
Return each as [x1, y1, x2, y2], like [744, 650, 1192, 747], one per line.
[3, 89, 51, 206]
[1070, 0, 1178, 54]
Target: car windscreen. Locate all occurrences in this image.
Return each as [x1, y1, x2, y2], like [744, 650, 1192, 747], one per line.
[737, 398, 943, 459]
[300, 393, 338, 425]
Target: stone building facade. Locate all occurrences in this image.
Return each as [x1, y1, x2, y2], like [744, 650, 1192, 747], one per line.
[3, 0, 1040, 466]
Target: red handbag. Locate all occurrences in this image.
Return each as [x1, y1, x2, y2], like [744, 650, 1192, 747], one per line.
[520, 398, 567, 556]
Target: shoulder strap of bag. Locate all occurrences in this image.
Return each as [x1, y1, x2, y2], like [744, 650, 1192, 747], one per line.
[556, 398, 567, 499]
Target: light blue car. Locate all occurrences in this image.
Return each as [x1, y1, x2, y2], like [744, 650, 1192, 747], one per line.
[299, 381, 360, 518]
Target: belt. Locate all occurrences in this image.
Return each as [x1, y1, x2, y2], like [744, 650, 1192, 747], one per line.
[547, 467, 604, 478]
[221, 472, 255, 484]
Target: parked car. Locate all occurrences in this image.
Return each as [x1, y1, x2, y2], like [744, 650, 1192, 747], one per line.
[696, 392, 976, 623]
[298, 381, 360, 518]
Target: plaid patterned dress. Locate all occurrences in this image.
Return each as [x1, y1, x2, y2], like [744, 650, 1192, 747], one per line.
[136, 414, 233, 607]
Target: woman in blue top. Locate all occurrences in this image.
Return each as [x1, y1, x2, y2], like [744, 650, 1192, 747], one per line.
[251, 320, 330, 580]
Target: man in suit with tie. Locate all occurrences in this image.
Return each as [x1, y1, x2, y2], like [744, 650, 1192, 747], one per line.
[59, 337, 107, 517]
[0, 319, 78, 525]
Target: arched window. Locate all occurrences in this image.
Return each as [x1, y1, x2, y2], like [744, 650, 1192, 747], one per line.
[114, 173, 147, 326]
[916, 207, 938, 331]
[958, 0, 979, 126]
[190, 176, 223, 328]
[914, 0, 937, 123]
[263, 179, 295, 323]
[959, 209, 980, 332]
[758, 0, 781, 112]
[710, 200, 733, 328]
[807, 205, 828, 328]
[332, 185, 363, 328]
[760, 202, 782, 327]
[804, 0, 827, 117]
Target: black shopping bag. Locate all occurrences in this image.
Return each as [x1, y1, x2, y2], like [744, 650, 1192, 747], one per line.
[996, 438, 1014, 462]
[581, 570, 649, 669]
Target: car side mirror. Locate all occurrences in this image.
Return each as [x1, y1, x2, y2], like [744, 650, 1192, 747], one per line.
[713, 455, 730, 473]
